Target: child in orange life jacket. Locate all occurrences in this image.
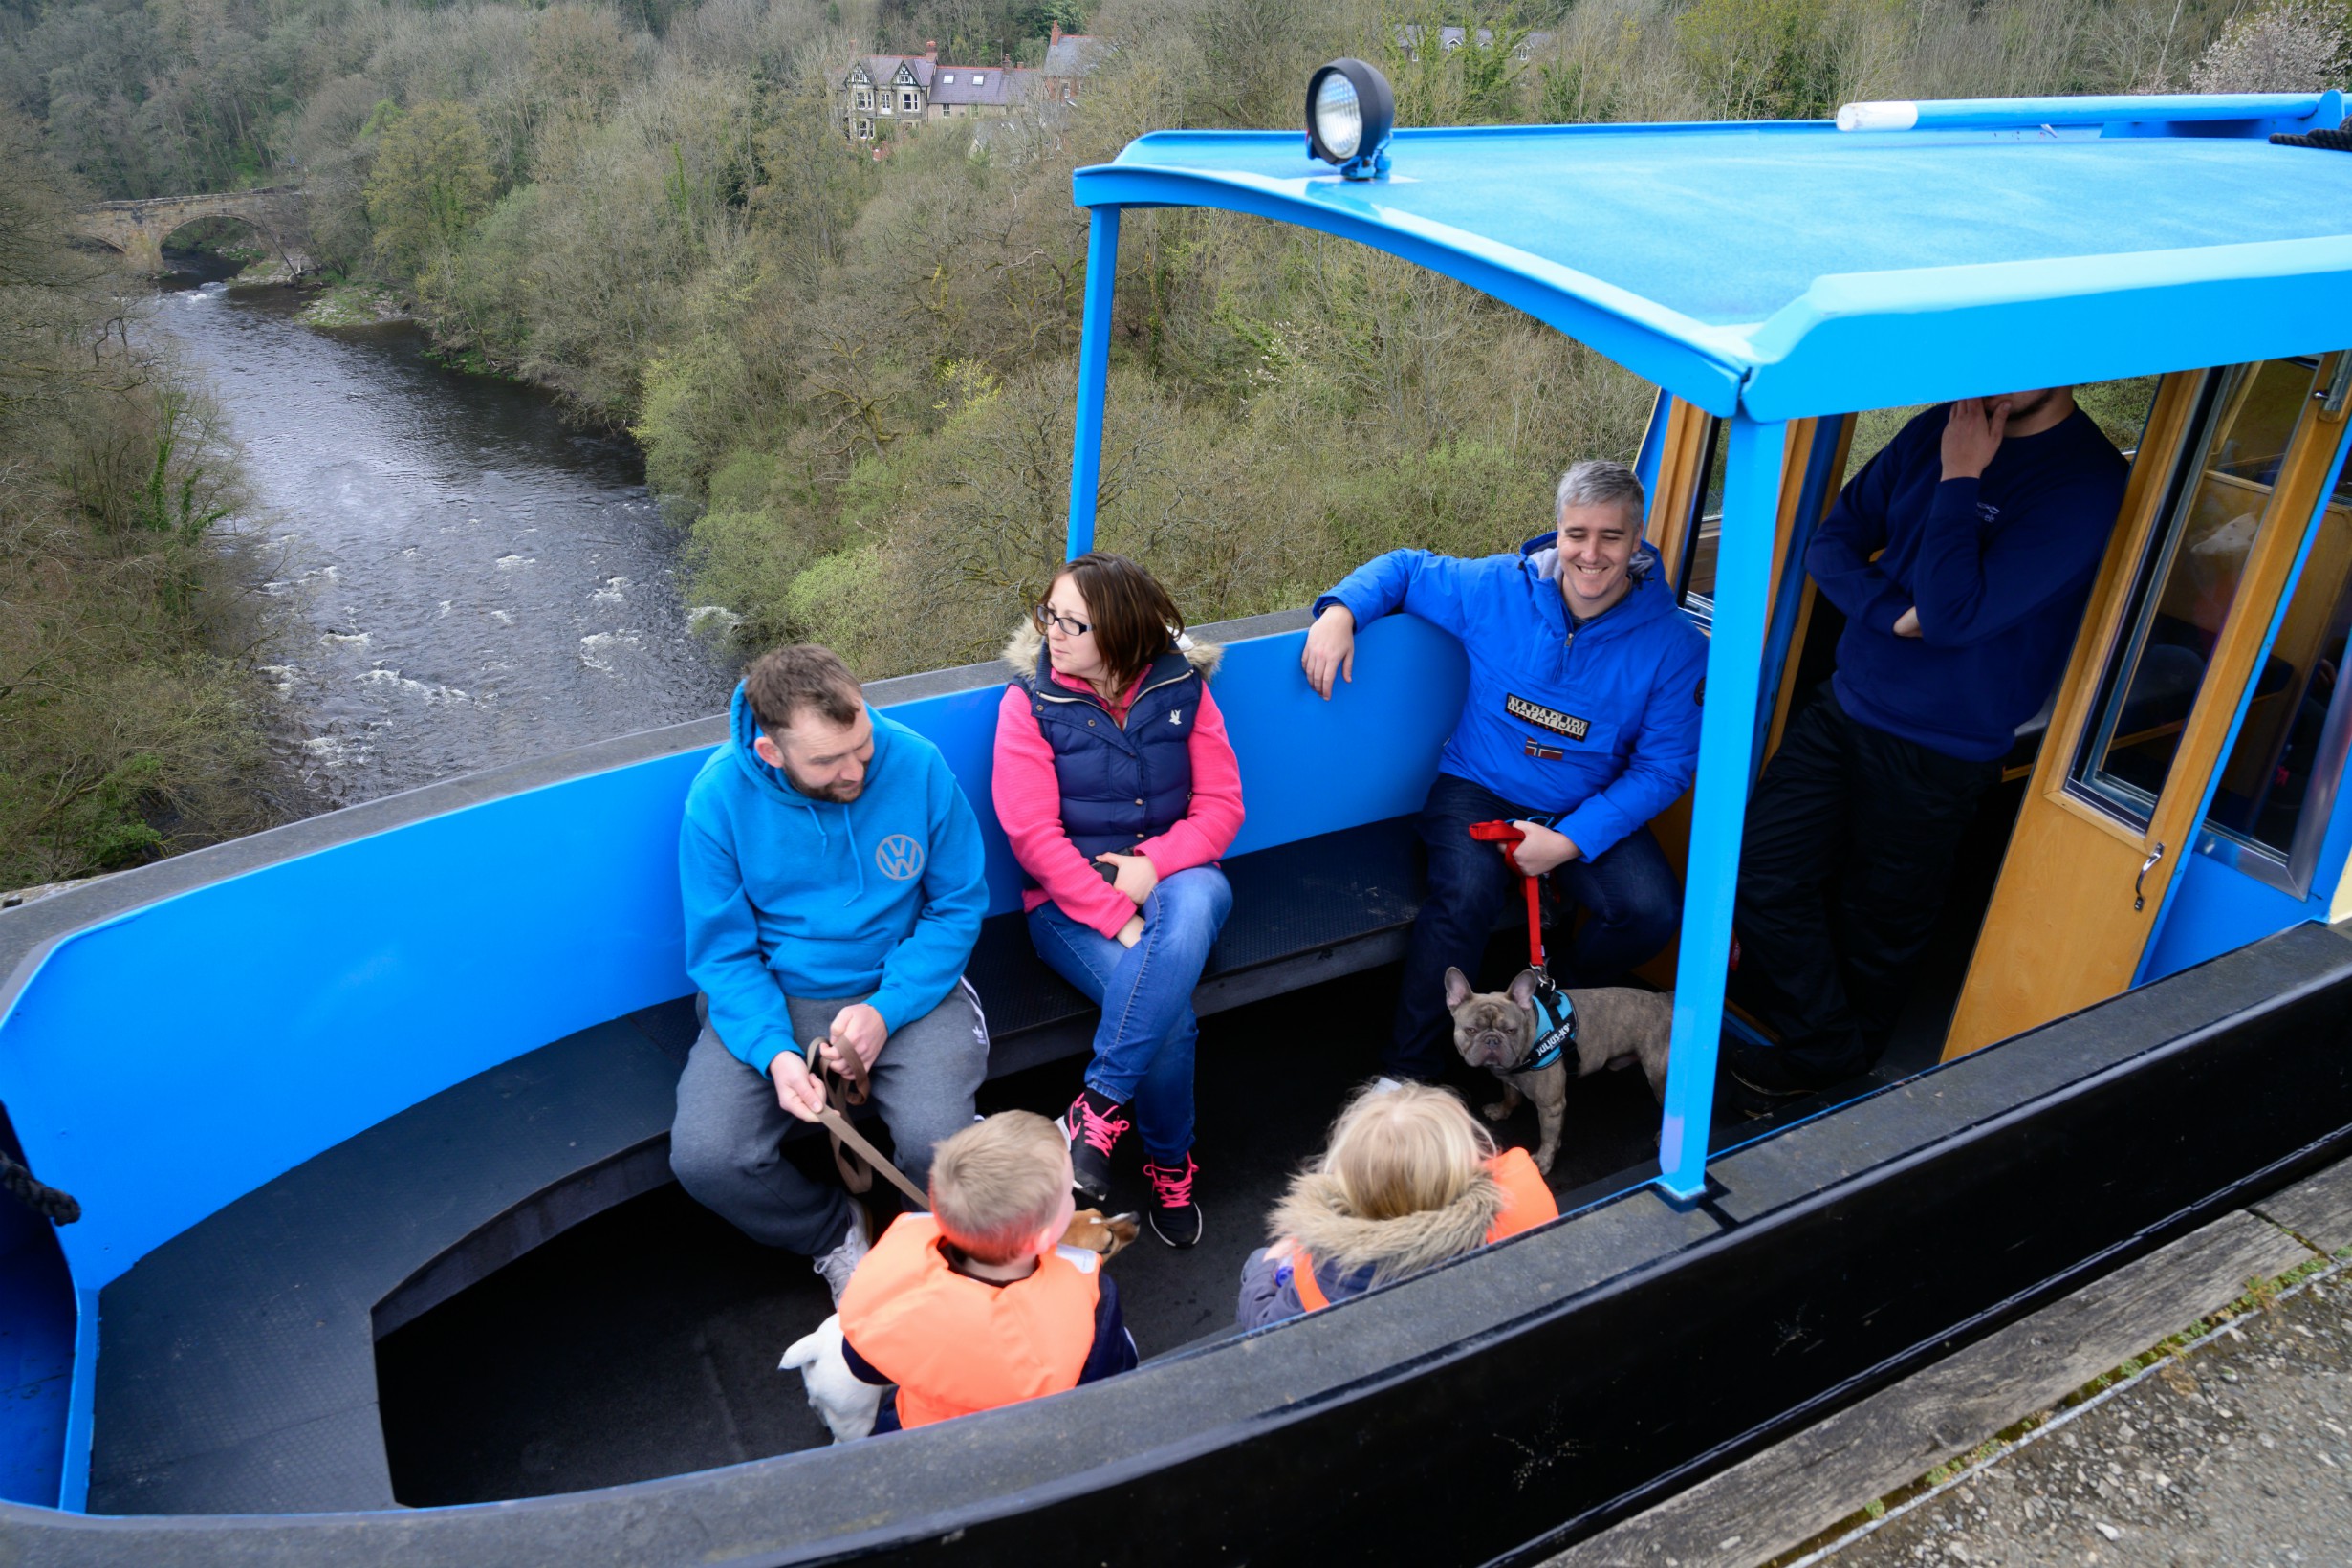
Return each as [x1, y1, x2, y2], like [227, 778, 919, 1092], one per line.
[837, 1111, 1138, 1431]
[1234, 1082, 1557, 1330]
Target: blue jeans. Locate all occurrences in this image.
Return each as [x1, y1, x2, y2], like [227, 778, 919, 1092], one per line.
[1388, 773, 1681, 1079]
[1029, 866, 1233, 1163]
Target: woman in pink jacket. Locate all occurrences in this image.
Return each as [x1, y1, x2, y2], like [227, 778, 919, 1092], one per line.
[992, 553, 1244, 1248]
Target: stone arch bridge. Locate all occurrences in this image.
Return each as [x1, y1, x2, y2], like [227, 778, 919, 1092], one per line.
[73, 185, 309, 275]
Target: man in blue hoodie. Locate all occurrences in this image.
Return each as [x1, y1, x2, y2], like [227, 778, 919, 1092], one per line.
[1303, 461, 1710, 1080]
[671, 643, 991, 1301]
[1727, 390, 2128, 1101]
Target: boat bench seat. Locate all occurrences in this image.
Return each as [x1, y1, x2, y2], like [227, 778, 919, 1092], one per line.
[85, 817, 1432, 1516]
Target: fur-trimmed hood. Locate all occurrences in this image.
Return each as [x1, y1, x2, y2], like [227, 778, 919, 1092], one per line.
[1001, 619, 1224, 683]
[1272, 1168, 1505, 1285]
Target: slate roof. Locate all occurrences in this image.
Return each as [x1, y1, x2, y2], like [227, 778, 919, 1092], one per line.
[931, 66, 1034, 107]
[854, 54, 935, 89]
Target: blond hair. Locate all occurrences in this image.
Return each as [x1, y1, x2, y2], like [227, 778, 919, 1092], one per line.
[1320, 1082, 1495, 1221]
[928, 1111, 1067, 1264]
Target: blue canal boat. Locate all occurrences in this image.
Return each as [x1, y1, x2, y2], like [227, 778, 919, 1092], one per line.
[4, 80, 2351, 1567]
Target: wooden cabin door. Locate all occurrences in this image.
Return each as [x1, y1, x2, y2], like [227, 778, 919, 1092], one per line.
[1944, 356, 2352, 1059]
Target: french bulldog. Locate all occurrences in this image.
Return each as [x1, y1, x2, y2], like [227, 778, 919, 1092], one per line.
[1062, 1208, 1142, 1260]
[1445, 966, 1675, 1174]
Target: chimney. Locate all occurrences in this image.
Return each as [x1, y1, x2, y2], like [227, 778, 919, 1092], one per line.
[1050, 20, 1062, 46]
[925, 38, 938, 62]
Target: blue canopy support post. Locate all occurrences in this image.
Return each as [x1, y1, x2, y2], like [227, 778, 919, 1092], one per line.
[1065, 205, 1121, 560]
[1657, 413, 1786, 1203]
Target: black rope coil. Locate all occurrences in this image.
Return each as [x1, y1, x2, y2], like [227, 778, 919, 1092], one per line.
[2270, 127, 2352, 152]
[1, 1150, 81, 1225]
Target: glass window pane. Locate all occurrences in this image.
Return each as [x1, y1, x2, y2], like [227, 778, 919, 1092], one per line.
[2070, 359, 2321, 828]
[2206, 443, 2352, 862]
[1679, 418, 1727, 614]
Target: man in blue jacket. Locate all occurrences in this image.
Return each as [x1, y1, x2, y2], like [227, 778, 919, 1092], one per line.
[671, 643, 991, 1302]
[1727, 390, 2128, 1102]
[1304, 461, 1709, 1081]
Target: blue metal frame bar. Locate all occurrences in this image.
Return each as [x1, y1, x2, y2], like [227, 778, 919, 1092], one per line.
[1065, 205, 1121, 560]
[1632, 387, 1672, 524]
[1748, 417, 1851, 777]
[1658, 414, 1787, 1200]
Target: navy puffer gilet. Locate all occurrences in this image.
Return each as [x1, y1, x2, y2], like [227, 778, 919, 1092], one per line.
[1015, 641, 1201, 861]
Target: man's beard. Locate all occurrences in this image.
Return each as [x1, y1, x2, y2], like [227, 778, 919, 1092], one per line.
[2004, 388, 2060, 423]
[786, 767, 863, 803]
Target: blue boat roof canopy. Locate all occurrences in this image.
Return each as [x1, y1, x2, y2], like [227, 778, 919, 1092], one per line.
[1072, 92, 2352, 419]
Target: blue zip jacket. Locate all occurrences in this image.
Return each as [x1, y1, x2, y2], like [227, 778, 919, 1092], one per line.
[1317, 538, 1708, 858]
[680, 684, 988, 1074]
[1811, 404, 2128, 762]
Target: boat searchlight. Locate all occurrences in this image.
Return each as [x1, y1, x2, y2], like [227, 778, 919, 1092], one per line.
[1306, 59, 1394, 179]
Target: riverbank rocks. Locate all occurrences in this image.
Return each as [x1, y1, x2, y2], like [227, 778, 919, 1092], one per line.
[297, 285, 409, 329]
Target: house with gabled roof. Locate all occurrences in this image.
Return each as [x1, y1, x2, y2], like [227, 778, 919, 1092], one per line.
[840, 30, 1102, 141]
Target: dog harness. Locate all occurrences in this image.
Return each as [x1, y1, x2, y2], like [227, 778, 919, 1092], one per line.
[1280, 1150, 1559, 1312]
[1509, 980, 1578, 1076]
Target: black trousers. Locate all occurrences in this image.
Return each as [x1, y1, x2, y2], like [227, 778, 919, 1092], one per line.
[1731, 689, 2000, 1080]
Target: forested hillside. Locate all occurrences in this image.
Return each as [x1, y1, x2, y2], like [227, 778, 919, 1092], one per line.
[0, 109, 275, 885]
[5, 0, 2346, 680]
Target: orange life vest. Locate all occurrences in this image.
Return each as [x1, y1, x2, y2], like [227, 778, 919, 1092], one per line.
[1287, 1149, 1558, 1314]
[836, 1213, 1100, 1428]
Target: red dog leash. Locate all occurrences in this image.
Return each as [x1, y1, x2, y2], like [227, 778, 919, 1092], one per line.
[1465, 819, 1579, 1074]
[1468, 819, 1547, 976]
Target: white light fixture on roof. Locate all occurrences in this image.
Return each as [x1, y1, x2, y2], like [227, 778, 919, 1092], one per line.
[1305, 58, 1394, 179]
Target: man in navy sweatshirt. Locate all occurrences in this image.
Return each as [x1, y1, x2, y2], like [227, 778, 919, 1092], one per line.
[1727, 390, 2128, 1100]
[1304, 461, 1709, 1080]
[670, 643, 991, 1302]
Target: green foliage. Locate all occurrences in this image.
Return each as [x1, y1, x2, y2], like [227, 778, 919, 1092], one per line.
[1675, 0, 1852, 120]
[364, 100, 496, 280]
[1382, 10, 1532, 127]
[0, 108, 280, 886]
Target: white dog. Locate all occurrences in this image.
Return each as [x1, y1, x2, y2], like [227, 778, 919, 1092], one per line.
[780, 1313, 885, 1444]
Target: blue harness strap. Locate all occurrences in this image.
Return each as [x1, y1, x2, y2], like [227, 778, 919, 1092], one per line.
[1508, 980, 1578, 1075]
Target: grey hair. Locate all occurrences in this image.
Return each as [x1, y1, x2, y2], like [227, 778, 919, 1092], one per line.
[1555, 459, 1645, 523]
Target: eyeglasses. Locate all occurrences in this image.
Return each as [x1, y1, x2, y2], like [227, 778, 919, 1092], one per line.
[1033, 602, 1091, 638]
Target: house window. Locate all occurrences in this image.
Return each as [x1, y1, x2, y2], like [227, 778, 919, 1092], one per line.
[854, 88, 872, 109]
[972, 74, 986, 86]
[943, 73, 955, 83]
[902, 89, 917, 111]
[855, 118, 873, 140]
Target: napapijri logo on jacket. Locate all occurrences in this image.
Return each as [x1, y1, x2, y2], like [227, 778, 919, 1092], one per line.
[1506, 693, 1591, 741]
[874, 834, 926, 881]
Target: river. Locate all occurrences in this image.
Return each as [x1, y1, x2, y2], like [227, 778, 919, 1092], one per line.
[155, 261, 734, 807]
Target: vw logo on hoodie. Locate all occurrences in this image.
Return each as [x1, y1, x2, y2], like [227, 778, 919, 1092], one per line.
[875, 834, 926, 881]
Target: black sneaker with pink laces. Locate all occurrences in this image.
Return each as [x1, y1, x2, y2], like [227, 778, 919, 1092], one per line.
[1142, 1153, 1202, 1248]
[1062, 1087, 1128, 1202]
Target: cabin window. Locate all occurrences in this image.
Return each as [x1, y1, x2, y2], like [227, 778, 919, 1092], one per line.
[2069, 358, 2322, 830]
[1675, 416, 1728, 623]
[2201, 408, 2352, 892]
